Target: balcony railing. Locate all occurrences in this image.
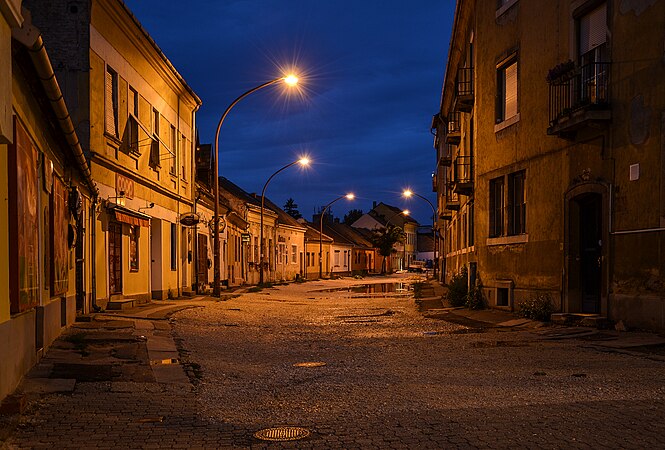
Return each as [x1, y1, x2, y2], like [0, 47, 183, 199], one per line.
[453, 155, 473, 195]
[445, 112, 461, 144]
[439, 143, 454, 167]
[548, 62, 611, 135]
[445, 182, 460, 210]
[454, 67, 474, 112]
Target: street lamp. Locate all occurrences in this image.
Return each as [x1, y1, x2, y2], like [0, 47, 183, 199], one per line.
[212, 74, 299, 296]
[319, 193, 355, 278]
[259, 157, 310, 285]
[403, 189, 438, 279]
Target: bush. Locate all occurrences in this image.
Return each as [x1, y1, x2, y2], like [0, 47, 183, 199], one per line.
[465, 284, 485, 310]
[447, 266, 468, 307]
[517, 293, 554, 322]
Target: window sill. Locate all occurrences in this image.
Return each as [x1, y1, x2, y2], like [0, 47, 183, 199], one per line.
[496, 0, 518, 18]
[104, 132, 121, 146]
[494, 113, 520, 133]
[486, 234, 528, 246]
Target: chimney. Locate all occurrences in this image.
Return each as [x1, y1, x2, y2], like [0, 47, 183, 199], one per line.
[372, 201, 377, 209]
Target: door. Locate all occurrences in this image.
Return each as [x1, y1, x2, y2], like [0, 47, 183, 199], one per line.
[197, 233, 208, 288]
[578, 194, 602, 313]
[108, 221, 122, 294]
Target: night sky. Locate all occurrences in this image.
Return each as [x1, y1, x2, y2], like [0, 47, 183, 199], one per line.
[122, 0, 455, 225]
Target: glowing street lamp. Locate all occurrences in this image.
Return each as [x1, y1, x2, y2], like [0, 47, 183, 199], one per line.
[319, 193, 355, 278]
[212, 74, 299, 296]
[403, 189, 438, 279]
[259, 157, 310, 285]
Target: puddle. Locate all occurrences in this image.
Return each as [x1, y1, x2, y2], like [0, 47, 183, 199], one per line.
[311, 283, 412, 294]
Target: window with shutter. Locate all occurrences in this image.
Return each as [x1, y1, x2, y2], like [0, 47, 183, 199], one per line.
[105, 68, 118, 136]
[579, 3, 607, 57]
[496, 58, 518, 123]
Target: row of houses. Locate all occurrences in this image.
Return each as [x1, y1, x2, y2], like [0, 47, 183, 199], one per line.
[432, 0, 665, 330]
[0, 0, 429, 402]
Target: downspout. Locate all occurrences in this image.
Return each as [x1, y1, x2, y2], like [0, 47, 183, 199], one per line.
[13, 15, 101, 312]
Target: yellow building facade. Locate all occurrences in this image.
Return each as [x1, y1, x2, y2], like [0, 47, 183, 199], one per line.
[27, 0, 201, 305]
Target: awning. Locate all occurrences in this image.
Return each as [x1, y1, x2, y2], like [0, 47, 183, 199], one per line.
[108, 205, 151, 228]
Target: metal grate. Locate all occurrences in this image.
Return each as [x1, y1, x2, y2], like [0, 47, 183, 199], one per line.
[254, 426, 310, 441]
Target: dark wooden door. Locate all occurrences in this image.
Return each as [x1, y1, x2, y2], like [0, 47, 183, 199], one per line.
[108, 222, 122, 294]
[579, 194, 601, 313]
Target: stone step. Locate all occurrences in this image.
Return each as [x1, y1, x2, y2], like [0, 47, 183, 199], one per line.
[106, 298, 137, 311]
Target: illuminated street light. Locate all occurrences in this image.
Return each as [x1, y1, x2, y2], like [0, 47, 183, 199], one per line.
[319, 193, 355, 278]
[259, 157, 310, 284]
[212, 74, 300, 296]
[403, 188, 438, 279]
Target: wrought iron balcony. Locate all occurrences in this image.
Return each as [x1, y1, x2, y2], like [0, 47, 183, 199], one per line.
[445, 182, 460, 211]
[548, 62, 611, 138]
[445, 112, 461, 145]
[453, 155, 473, 195]
[439, 143, 454, 167]
[454, 67, 474, 112]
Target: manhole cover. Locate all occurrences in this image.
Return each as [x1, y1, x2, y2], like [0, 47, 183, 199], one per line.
[293, 362, 326, 368]
[254, 426, 310, 441]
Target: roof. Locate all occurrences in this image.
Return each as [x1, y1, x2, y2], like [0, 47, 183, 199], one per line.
[369, 202, 420, 227]
[324, 220, 374, 248]
[218, 177, 261, 208]
[302, 222, 334, 243]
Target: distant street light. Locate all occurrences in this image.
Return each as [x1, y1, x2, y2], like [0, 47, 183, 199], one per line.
[212, 74, 299, 296]
[319, 193, 355, 278]
[260, 158, 310, 284]
[403, 189, 438, 279]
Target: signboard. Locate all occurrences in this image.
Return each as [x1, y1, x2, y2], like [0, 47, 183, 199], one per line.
[241, 233, 251, 243]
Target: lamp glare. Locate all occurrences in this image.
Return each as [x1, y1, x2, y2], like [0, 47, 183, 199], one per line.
[284, 75, 299, 86]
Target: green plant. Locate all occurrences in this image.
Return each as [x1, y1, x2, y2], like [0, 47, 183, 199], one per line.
[517, 293, 554, 322]
[412, 281, 425, 300]
[447, 266, 468, 307]
[465, 284, 485, 310]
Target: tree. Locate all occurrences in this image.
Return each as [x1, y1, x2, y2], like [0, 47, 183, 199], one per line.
[283, 198, 302, 219]
[343, 208, 363, 225]
[370, 224, 404, 274]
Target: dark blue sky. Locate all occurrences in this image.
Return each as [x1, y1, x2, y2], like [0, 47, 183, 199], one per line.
[123, 0, 455, 225]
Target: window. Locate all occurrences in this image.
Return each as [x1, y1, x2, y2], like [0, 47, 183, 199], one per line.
[254, 237, 259, 263]
[128, 87, 138, 117]
[578, 3, 608, 104]
[334, 250, 340, 267]
[170, 223, 177, 271]
[507, 170, 526, 235]
[181, 134, 187, 180]
[150, 108, 160, 167]
[129, 225, 139, 272]
[169, 125, 177, 175]
[105, 67, 118, 137]
[291, 245, 297, 263]
[468, 202, 475, 247]
[496, 58, 518, 123]
[489, 177, 504, 238]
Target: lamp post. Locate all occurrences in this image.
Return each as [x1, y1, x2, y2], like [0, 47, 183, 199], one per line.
[403, 189, 438, 279]
[259, 158, 310, 285]
[319, 193, 355, 278]
[212, 74, 299, 296]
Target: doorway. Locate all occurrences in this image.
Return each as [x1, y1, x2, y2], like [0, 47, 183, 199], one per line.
[577, 194, 602, 313]
[197, 233, 208, 289]
[108, 221, 122, 295]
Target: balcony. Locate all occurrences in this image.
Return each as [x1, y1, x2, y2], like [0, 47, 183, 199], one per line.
[431, 172, 438, 193]
[439, 210, 452, 221]
[439, 143, 454, 167]
[445, 112, 461, 144]
[445, 183, 460, 211]
[547, 62, 611, 138]
[453, 67, 474, 113]
[453, 155, 473, 195]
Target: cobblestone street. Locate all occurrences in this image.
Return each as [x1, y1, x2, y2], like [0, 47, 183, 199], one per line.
[3, 275, 665, 449]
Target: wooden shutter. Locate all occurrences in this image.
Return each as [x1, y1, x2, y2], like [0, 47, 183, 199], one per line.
[105, 69, 116, 136]
[504, 61, 518, 119]
[580, 3, 607, 54]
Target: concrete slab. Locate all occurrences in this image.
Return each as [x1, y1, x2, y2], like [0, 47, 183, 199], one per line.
[593, 334, 665, 349]
[151, 364, 189, 384]
[146, 336, 177, 352]
[20, 378, 76, 394]
[497, 318, 533, 327]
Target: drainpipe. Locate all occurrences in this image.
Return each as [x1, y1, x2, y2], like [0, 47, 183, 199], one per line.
[90, 198, 101, 312]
